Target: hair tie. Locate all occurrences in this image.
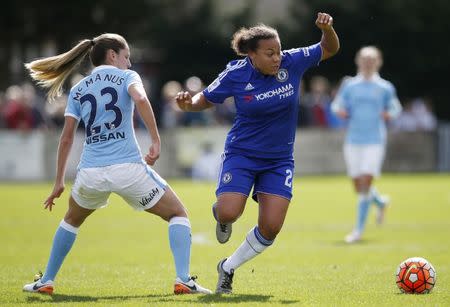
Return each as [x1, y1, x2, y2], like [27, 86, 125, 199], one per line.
[90, 40, 95, 47]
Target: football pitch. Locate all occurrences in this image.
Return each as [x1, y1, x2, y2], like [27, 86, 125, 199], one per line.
[1, 174, 449, 306]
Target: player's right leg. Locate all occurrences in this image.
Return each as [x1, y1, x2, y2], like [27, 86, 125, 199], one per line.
[213, 194, 246, 244]
[345, 175, 372, 243]
[145, 186, 212, 294]
[120, 163, 211, 294]
[344, 145, 375, 243]
[23, 196, 96, 294]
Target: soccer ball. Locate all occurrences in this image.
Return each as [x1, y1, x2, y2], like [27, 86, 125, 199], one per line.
[396, 257, 436, 294]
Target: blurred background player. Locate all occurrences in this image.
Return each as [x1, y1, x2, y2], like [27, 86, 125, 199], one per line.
[22, 33, 211, 295]
[176, 13, 339, 293]
[331, 46, 402, 243]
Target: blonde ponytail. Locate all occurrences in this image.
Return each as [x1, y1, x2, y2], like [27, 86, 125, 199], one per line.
[25, 39, 93, 101]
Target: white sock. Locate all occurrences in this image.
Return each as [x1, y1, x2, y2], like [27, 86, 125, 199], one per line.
[223, 226, 273, 273]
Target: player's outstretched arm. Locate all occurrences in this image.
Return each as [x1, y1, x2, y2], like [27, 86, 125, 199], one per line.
[44, 116, 78, 211]
[175, 91, 214, 112]
[316, 12, 340, 61]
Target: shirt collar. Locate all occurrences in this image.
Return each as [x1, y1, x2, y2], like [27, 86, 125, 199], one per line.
[92, 65, 118, 74]
[355, 72, 381, 82]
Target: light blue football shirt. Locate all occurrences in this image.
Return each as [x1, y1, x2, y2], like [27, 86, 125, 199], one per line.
[65, 65, 143, 169]
[203, 43, 322, 159]
[332, 74, 402, 145]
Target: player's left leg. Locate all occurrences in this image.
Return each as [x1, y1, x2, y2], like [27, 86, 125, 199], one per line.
[217, 194, 289, 293]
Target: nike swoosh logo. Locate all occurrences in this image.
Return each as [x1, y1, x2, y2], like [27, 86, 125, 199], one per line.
[182, 283, 197, 291]
[33, 283, 43, 290]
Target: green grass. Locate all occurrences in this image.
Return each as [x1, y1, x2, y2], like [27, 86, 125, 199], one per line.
[1, 174, 449, 306]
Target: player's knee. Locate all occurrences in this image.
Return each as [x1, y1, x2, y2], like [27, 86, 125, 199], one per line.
[215, 207, 240, 223]
[258, 223, 282, 241]
[63, 216, 85, 228]
[166, 204, 188, 221]
[214, 201, 243, 223]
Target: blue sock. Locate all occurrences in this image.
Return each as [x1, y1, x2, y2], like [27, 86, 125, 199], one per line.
[41, 220, 78, 283]
[356, 194, 371, 233]
[168, 217, 191, 282]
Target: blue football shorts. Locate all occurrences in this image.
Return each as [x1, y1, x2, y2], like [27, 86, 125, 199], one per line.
[216, 152, 294, 202]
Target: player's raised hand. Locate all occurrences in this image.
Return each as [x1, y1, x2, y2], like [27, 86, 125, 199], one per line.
[175, 91, 193, 111]
[44, 183, 65, 211]
[315, 12, 334, 31]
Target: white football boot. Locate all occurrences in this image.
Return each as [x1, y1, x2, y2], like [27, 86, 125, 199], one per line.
[23, 272, 54, 295]
[345, 230, 362, 244]
[174, 276, 212, 294]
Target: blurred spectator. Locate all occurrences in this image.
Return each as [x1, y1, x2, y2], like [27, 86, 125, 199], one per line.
[297, 80, 312, 127]
[191, 142, 221, 181]
[392, 97, 437, 132]
[22, 82, 48, 129]
[391, 100, 417, 131]
[301, 75, 331, 127]
[2, 85, 33, 131]
[0, 91, 5, 128]
[160, 80, 183, 129]
[412, 97, 437, 131]
[45, 94, 67, 128]
[180, 76, 213, 126]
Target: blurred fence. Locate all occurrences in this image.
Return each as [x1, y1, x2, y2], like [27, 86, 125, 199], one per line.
[0, 126, 447, 182]
[438, 123, 450, 172]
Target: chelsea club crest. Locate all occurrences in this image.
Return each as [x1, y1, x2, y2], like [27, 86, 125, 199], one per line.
[222, 172, 232, 184]
[276, 69, 288, 82]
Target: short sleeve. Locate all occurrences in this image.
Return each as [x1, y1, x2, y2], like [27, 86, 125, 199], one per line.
[203, 69, 233, 104]
[385, 82, 402, 118]
[283, 43, 322, 71]
[385, 83, 398, 105]
[64, 93, 81, 121]
[125, 70, 143, 91]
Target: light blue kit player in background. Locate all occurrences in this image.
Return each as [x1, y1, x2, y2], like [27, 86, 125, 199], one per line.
[176, 13, 340, 294]
[331, 46, 402, 243]
[23, 33, 211, 295]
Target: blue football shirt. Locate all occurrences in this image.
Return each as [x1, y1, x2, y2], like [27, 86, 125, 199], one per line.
[203, 43, 322, 159]
[65, 65, 144, 169]
[332, 74, 402, 144]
